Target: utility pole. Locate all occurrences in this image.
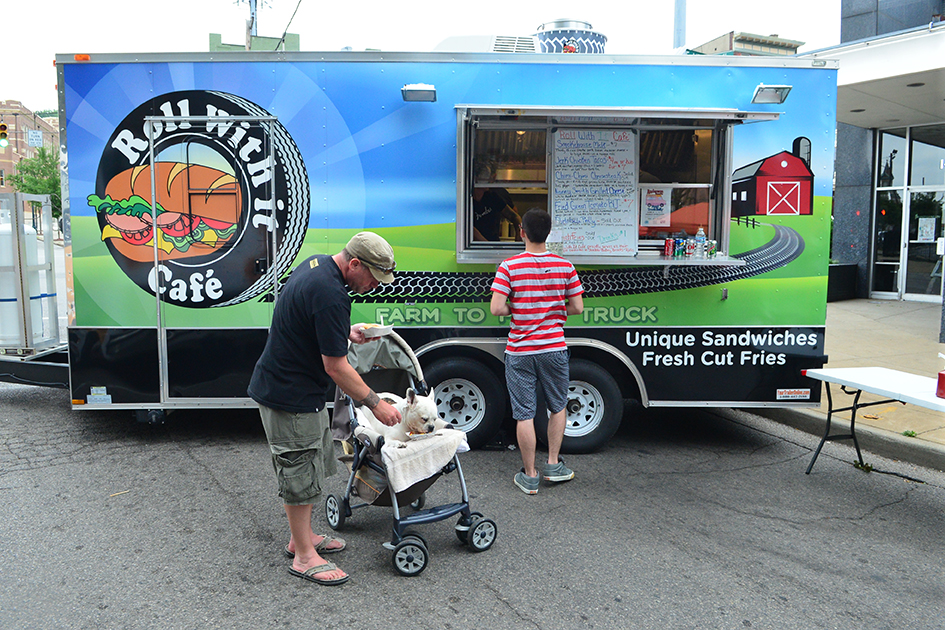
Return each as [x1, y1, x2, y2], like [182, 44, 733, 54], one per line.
[243, 0, 258, 50]
[674, 0, 686, 50]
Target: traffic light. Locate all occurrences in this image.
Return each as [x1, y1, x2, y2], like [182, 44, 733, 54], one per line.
[0, 122, 8, 147]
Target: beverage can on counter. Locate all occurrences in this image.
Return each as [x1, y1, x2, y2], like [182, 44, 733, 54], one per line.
[706, 239, 718, 258]
[663, 238, 675, 257]
[684, 238, 696, 257]
[674, 238, 686, 257]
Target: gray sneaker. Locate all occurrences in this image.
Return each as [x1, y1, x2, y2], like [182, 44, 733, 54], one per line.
[542, 459, 575, 483]
[514, 469, 540, 495]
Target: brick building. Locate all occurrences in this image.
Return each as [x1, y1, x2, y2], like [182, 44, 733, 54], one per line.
[0, 100, 60, 194]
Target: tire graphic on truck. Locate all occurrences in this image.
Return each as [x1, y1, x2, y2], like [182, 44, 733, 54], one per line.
[358, 219, 804, 303]
[89, 90, 310, 307]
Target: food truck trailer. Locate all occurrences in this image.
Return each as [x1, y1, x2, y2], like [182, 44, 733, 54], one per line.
[0, 49, 838, 452]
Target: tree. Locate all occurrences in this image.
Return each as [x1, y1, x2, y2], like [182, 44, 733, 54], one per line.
[8, 147, 62, 218]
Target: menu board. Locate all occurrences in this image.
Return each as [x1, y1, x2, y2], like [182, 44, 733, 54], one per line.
[549, 128, 638, 257]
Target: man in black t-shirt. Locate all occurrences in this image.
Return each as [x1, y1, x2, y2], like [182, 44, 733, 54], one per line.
[248, 231, 400, 586]
[473, 185, 522, 242]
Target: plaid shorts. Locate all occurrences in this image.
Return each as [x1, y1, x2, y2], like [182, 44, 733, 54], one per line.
[505, 350, 570, 421]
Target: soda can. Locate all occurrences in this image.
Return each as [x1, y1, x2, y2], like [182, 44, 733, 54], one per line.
[706, 239, 718, 258]
[663, 238, 675, 256]
[685, 238, 696, 257]
[674, 238, 686, 257]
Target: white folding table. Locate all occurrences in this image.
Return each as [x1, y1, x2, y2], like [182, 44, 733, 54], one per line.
[801, 367, 945, 474]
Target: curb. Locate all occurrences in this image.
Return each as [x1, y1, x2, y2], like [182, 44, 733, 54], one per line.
[755, 407, 945, 473]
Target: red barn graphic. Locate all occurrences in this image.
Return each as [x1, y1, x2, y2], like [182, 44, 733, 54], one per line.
[732, 138, 814, 217]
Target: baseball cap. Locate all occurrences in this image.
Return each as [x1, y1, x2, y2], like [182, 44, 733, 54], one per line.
[345, 232, 396, 283]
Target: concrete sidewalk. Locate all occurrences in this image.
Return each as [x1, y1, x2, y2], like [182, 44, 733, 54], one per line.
[757, 299, 945, 472]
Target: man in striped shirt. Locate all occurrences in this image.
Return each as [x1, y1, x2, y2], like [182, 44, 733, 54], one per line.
[490, 209, 584, 495]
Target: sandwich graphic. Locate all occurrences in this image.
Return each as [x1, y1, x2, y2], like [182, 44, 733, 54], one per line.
[89, 162, 241, 262]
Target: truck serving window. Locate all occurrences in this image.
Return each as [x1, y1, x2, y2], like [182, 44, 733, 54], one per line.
[637, 129, 713, 244]
[456, 107, 773, 265]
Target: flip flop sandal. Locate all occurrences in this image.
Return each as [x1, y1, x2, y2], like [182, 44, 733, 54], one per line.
[289, 562, 349, 586]
[283, 535, 347, 558]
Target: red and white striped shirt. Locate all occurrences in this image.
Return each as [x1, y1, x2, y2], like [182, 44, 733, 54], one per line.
[491, 251, 583, 355]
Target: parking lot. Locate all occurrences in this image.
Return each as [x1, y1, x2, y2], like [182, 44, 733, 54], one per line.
[2, 381, 944, 629]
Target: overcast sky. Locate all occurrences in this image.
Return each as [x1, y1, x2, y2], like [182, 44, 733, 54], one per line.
[4, 0, 840, 113]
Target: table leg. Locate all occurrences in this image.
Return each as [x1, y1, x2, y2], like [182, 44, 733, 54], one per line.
[806, 383, 889, 473]
[848, 392, 865, 467]
[806, 384, 868, 474]
[806, 383, 836, 474]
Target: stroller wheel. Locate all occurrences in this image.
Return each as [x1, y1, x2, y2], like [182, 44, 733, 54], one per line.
[400, 529, 428, 550]
[325, 494, 346, 530]
[467, 517, 497, 552]
[392, 537, 429, 576]
[454, 511, 484, 544]
[410, 493, 426, 511]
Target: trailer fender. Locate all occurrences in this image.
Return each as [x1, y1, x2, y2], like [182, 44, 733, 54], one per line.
[567, 338, 649, 406]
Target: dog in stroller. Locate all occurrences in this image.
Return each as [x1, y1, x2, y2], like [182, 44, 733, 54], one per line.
[326, 330, 497, 576]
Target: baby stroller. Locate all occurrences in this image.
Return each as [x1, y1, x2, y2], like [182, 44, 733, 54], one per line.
[326, 330, 497, 576]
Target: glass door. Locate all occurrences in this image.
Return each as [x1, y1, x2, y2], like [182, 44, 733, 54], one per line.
[870, 130, 906, 296]
[903, 125, 945, 301]
[871, 124, 945, 301]
[872, 190, 903, 293]
[903, 190, 943, 300]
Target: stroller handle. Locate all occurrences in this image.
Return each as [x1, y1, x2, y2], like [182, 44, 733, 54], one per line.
[385, 330, 425, 386]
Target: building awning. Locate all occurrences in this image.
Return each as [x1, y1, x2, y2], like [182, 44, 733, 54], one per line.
[801, 22, 945, 129]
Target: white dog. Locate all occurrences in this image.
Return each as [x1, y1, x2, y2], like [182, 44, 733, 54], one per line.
[358, 388, 440, 444]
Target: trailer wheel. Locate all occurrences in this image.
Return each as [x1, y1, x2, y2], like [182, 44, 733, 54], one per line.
[424, 358, 505, 450]
[536, 359, 623, 454]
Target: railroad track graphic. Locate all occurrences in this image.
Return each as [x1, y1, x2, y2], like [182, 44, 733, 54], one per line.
[353, 220, 805, 303]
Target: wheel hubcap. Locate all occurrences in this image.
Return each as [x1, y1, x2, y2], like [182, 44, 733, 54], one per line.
[473, 522, 496, 547]
[434, 379, 486, 432]
[564, 380, 605, 437]
[395, 543, 425, 572]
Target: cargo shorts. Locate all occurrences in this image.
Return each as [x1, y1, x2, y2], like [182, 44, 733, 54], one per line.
[257, 404, 338, 506]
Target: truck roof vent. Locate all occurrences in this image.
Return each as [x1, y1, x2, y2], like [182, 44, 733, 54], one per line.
[432, 35, 538, 53]
[492, 36, 538, 53]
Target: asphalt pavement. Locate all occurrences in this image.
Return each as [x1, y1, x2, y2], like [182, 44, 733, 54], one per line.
[2, 378, 945, 629]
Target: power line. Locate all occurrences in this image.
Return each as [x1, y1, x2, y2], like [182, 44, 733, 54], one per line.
[275, 0, 303, 51]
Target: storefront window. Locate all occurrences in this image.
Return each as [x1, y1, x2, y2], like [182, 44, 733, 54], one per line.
[909, 124, 945, 187]
[876, 129, 906, 188]
[874, 190, 902, 263]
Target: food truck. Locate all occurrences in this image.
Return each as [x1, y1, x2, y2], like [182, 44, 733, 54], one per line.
[0, 49, 838, 452]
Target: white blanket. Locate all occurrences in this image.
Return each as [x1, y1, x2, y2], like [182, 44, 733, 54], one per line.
[379, 420, 469, 494]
